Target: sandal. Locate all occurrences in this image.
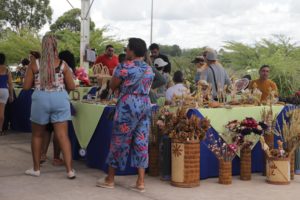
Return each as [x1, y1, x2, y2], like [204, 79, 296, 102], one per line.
[130, 185, 145, 193]
[52, 158, 64, 166]
[96, 178, 115, 189]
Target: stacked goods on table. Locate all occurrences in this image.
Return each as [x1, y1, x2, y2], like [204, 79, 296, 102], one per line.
[171, 79, 281, 109]
[260, 108, 300, 184]
[81, 64, 117, 105]
[157, 106, 210, 187]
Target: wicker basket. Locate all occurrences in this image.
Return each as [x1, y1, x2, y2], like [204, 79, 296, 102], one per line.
[219, 159, 232, 185]
[240, 146, 251, 180]
[148, 144, 160, 177]
[171, 140, 200, 188]
[290, 152, 295, 180]
[266, 157, 290, 185]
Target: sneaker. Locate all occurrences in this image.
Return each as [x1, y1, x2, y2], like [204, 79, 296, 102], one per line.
[25, 168, 40, 177]
[67, 169, 76, 179]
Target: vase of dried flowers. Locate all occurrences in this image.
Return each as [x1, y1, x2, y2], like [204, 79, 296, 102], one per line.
[169, 107, 210, 188]
[266, 157, 290, 185]
[148, 109, 160, 177]
[206, 131, 238, 185]
[219, 159, 232, 184]
[171, 139, 200, 187]
[156, 107, 175, 181]
[290, 151, 295, 180]
[240, 145, 252, 180]
[149, 143, 160, 177]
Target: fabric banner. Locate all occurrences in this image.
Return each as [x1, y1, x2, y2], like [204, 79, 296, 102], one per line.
[71, 101, 106, 148]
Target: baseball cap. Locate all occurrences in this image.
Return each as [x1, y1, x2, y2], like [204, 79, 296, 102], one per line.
[154, 58, 168, 67]
[206, 51, 218, 61]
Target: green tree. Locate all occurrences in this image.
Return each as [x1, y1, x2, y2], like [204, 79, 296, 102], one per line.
[53, 27, 125, 66]
[0, 0, 52, 32]
[50, 8, 95, 32]
[0, 29, 40, 64]
[160, 44, 182, 57]
[221, 35, 300, 97]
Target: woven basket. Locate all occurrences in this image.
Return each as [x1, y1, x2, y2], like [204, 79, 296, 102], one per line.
[148, 144, 160, 177]
[240, 146, 251, 180]
[290, 152, 295, 180]
[266, 157, 290, 185]
[171, 140, 200, 188]
[219, 159, 232, 185]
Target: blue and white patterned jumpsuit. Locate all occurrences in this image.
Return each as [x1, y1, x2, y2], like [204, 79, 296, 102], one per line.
[106, 59, 154, 170]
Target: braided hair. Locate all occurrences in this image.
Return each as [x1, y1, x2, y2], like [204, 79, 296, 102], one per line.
[39, 34, 58, 89]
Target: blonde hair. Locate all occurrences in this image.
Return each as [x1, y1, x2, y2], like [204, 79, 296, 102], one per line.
[39, 34, 57, 89]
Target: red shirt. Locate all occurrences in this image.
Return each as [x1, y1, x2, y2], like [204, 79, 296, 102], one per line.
[94, 54, 119, 75]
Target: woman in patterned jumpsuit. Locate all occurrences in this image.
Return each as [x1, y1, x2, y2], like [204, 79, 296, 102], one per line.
[97, 38, 154, 192]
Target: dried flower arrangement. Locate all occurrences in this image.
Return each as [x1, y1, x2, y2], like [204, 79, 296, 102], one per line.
[261, 108, 300, 159]
[206, 130, 238, 161]
[261, 106, 277, 135]
[224, 117, 266, 151]
[161, 107, 211, 142]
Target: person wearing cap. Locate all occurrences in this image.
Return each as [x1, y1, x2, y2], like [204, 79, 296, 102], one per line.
[201, 50, 231, 100]
[249, 65, 278, 102]
[191, 55, 207, 84]
[152, 58, 172, 101]
[165, 71, 188, 105]
[149, 43, 171, 73]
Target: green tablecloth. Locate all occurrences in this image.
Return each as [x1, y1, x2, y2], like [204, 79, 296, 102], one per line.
[197, 105, 284, 133]
[197, 105, 284, 153]
[71, 101, 105, 148]
[14, 88, 22, 97]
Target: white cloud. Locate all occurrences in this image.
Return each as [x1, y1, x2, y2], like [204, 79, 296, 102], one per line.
[43, 0, 300, 49]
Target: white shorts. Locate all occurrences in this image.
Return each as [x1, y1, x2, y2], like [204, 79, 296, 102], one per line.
[0, 88, 9, 104]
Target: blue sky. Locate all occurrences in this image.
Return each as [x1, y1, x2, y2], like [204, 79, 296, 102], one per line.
[45, 0, 300, 49]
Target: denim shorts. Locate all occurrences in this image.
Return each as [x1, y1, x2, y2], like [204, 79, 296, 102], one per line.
[30, 90, 71, 125]
[0, 88, 9, 104]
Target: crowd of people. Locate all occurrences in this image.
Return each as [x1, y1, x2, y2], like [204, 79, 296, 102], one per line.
[0, 33, 281, 192]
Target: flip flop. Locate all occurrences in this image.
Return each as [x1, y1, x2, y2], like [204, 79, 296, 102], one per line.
[96, 178, 114, 189]
[130, 185, 145, 193]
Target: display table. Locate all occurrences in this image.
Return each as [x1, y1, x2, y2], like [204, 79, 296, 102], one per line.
[186, 105, 284, 179]
[69, 102, 288, 178]
[9, 87, 93, 133]
[10, 89, 34, 132]
[69, 87, 92, 100]
[69, 101, 138, 175]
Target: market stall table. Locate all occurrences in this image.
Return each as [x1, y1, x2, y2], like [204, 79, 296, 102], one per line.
[69, 101, 287, 178]
[69, 101, 137, 175]
[186, 105, 284, 179]
[9, 87, 92, 133]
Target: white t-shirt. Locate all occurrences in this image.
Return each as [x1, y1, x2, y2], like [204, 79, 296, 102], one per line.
[165, 83, 188, 101]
